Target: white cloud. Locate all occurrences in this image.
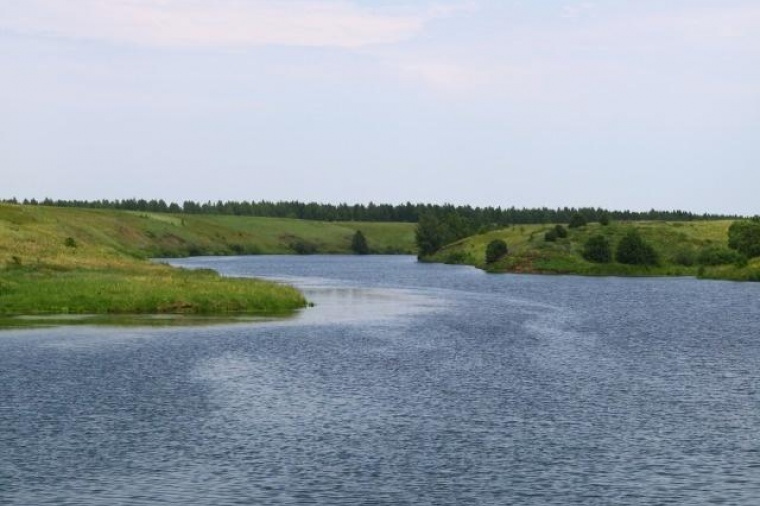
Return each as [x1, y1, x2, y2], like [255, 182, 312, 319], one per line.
[0, 0, 461, 48]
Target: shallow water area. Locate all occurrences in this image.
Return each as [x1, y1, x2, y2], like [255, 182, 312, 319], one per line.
[2, 255, 760, 505]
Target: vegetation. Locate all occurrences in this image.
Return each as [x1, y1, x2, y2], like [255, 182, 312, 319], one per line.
[544, 225, 568, 242]
[4, 197, 737, 226]
[615, 230, 659, 266]
[568, 213, 587, 229]
[728, 219, 760, 258]
[0, 203, 412, 322]
[351, 230, 370, 255]
[422, 219, 760, 281]
[582, 235, 612, 263]
[485, 239, 508, 264]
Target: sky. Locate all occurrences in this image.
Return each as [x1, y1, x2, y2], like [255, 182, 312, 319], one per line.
[1, 0, 758, 215]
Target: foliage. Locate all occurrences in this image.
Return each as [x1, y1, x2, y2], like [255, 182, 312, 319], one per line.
[728, 219, 760, 258]
[599, 214, 610, 226]
[582, 235, 612, 263]
[64, 237, 78, 248]
[289, 239, 318, 255]
[544, 225, 567, 242]
[415, 211, 474, 258]
[485, 239, 508, 263]
[568, 213, 587, 229]
[697, 246, 747, 266]
[7, 197, 738, 226]
[672, 248, 696, 266]
[351, 230, 370, 255]
[615, 230, 659, 266]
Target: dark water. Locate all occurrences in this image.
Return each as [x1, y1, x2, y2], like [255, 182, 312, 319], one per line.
[2, 255, 760, 505]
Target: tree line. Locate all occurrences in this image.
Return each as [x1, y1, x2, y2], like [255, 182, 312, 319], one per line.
[1, 197, 739, 226]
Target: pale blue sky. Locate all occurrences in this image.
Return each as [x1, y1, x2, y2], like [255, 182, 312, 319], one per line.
[2, 1, 758, 214]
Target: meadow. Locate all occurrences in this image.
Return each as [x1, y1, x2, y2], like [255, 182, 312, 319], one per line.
[428, 220, 760, 281]
[0, 204, 413, 322]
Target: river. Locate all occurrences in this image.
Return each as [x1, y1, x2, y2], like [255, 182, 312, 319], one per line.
[2, 255, 759, 505]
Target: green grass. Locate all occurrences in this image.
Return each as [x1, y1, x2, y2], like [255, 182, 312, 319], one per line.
[427, 220, 760, 281]
[0, 204, 415, 263]
[0, 203, 414, 321]
[0, 264, 306, 315]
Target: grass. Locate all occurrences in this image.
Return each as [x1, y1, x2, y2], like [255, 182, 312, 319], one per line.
[0, 205, 415, 262]
[427, 220, 760, 281]
[0, 202, 414, 322]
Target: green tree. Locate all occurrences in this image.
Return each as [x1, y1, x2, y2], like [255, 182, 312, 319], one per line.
[485, 239, 508, 263]
[351, 230, 370, 255]
[568, 213, 587, 229]
[415, 213, 445, 258]
[615, 230, 659, 266]
[728, 219, 760, 258]
[582, 235, 612, 263]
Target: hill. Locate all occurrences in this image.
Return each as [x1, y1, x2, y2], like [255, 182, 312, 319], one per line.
[425, 220, 760, 281]
[0, 204, 413, 324]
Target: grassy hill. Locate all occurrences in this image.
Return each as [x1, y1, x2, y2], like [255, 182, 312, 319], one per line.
[0, 204, 415, 266]
[0, 204, 413, 324]
[426, 220, 760, 281]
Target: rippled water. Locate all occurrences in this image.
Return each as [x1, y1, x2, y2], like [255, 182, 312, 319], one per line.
[2, 255, 760, 505]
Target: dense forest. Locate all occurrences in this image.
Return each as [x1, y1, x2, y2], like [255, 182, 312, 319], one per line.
[1, 197, 739, 226]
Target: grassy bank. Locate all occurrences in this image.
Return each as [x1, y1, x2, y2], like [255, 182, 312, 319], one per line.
[0, 204, 415, 264]
[4, 203, 433, 322]
[426, 220, 760, 281]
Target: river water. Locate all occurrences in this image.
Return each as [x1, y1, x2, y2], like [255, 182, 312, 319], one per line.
[2, 255, 760, 505]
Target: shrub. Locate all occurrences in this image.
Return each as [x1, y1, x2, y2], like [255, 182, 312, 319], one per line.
[351, 230, 370, 255]
[568, 213, 587, 229]
[697, 246, 747, 266]
[290, 239, 318, 255]
[615, 230, 659, 266]
[485, 239, 508, 263]
[728, 219, 760, 258]
[672, 248, 696, 266]
[582, 235, 612, 263]
[544, 225, 567, 242]
[64, 237, 78, 248]
[599, 214, 610, 226]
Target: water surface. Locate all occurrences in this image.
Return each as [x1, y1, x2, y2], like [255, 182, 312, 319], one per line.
[2, 255, 759, 505]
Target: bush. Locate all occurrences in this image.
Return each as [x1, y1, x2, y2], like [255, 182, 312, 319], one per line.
[64, 237, 78, 248]
[290, 239, 318, 255]
[728, 219, 760, 258]
[582, 235, 612, 263]
[568, 213, 587, 229]
[599, 214, 610, 226]
[544, 225, 567, 242]
[697, 246, 747, 266]
[351, 230, 370, 254]
[672, 248, 696, 266]
[485, 239, 508, 263]
[615, 230, 659, 266]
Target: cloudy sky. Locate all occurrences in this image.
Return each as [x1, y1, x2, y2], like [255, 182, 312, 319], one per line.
[2, 0, 758, 214]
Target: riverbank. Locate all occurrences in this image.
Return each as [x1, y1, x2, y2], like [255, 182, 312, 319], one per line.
[423, 220, 760, 281]
[1, 203, 382, 322]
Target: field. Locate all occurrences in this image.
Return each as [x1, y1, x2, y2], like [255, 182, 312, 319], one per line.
[427, 220, 760, 281]
[0, 204, 414, 322]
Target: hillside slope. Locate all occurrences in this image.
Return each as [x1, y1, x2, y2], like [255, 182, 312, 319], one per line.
[426, 220, 760, 281]
[0, 204, 411, 322]
[0, 204, 416, 268]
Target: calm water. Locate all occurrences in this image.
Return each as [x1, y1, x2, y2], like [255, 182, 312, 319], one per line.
[2, 255, 760, 505]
